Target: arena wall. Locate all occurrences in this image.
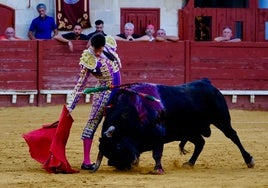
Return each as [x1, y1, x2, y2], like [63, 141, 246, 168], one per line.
[0, 40, 267, 110]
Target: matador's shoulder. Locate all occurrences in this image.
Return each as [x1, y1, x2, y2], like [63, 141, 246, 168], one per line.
[105, 35, 117, 49]
[79, 49, 97, 70]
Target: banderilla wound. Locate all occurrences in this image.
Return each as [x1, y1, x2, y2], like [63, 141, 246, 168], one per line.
[124, 88, 161, 103]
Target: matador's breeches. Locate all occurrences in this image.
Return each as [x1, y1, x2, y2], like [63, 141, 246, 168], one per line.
[81, 89, 111, 139]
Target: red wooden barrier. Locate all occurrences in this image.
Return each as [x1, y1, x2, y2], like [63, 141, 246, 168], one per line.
[187, 41, 268, 110]
[188, 41, 268, 90]
[37, 41, 185, 106]
[0, 40, 267, 110]
[37, 40, 95, 106]
[0, 41, 37, 106]
[117, 41, 186, 85]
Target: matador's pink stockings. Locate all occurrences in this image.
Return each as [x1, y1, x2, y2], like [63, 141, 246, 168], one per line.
[83, 138, 93, 165]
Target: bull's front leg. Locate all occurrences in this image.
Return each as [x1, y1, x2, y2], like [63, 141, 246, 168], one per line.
[152, 144, 164, 174]
[179, 139, 189, 155]
[183, 134, 205, 168]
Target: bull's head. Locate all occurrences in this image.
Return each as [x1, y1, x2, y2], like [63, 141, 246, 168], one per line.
[99, 92, 142, 170]
[99, 131, 140, 170]
[98, 87, 164, 171]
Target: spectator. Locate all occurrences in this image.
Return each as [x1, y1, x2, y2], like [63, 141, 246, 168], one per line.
[114, 22, 142, 41]
[87, 20, 107, 40]
[138, 24, 156, 42]
[28, 3, 58, 40]
[86, 20, 107, 48]
[214, 26, 241, 42]
[0, 27, 23, 40]
[62, 23, 88, 40]
[155, 28, 179, 42]
[53, 23, 88, 52]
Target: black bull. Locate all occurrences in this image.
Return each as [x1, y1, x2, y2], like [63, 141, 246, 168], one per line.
[92, 79, 254, 173]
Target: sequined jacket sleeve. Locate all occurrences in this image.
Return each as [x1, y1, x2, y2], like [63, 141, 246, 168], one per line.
[67, 65, 90, 111]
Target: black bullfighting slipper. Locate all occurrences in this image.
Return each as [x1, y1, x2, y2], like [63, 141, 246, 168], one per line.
[81, 163, 96, 170]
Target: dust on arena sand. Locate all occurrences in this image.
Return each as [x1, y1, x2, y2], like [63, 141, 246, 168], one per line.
[0, 104, 267, 188]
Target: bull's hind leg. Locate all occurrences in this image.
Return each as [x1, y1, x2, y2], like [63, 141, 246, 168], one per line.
[215, 122, 255, 168]
[183, 134, 205, 167]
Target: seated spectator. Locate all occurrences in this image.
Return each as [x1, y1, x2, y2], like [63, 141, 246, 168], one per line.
[54, 23, 88, 52]
[214, 26, 241, 42]
[114, 22, 142, 41]
[155, 28, 179, 42]
[0, 27, 23, 40]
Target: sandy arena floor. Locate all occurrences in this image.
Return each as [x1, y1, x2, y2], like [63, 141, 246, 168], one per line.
[0, 104, 267, 188]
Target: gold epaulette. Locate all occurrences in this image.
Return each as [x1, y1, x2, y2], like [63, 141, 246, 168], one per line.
[105, 35, 117, 49]
[79, 49, 97, 70]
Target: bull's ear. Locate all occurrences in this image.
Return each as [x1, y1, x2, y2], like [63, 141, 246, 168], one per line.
[104, 126, 115, 138]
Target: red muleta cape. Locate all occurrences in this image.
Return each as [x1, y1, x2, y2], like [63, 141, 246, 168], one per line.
[23, 105, 79, 173]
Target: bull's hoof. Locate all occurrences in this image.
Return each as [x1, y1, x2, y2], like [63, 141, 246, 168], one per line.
[180, 148, 189, 155]
[247, 157, 255, 168]
[150, 168, 164, 175]
[131, 158, 139, 167]
[182, 161, 194, 168]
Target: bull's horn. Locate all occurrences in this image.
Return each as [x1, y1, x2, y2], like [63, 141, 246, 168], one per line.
[90, 151, 103, 172]
[104, 126, 115, 137]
